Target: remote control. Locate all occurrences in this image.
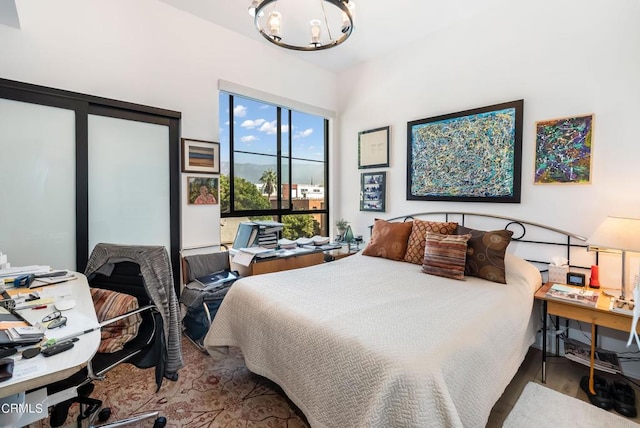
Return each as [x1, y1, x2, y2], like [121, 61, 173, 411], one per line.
[41, 341, 74, 357]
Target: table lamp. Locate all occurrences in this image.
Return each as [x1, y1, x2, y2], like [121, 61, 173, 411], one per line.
[587, 216, 640, 302]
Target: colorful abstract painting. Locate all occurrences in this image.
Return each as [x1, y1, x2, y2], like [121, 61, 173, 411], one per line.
[407, 100, 523, 203]
[534, 114, 593, 184]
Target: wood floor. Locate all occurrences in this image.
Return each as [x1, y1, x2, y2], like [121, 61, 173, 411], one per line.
[487, 347, 640, 427]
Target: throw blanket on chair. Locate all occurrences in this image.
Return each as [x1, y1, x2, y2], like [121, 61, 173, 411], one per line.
[84, 243, 184, 378]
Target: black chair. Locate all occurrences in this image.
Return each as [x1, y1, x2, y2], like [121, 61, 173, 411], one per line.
[46, 261, 169, 427]
[180, 247, 238, 351]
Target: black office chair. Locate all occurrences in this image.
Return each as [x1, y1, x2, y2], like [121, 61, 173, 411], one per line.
[44, 241, 184, 427]
[46, 261, 168, 427]
[180, 247, 238, 351]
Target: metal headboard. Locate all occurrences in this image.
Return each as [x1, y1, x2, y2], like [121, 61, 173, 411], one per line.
[372, 211, 592, 272]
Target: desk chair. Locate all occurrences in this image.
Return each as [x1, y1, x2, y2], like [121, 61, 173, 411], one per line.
[180, 247, 237, 351]
[46, 256, 173, 427]
[46, 303, 167, 427]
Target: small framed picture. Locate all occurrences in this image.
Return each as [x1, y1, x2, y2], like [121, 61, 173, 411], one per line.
[188, 177, 219, 205]
[360, 172, 386, 212]
[358, 126, 390, 169]
[181, 138, 220, 174]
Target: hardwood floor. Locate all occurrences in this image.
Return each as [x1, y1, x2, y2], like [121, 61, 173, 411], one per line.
[487, 347, 640, 427]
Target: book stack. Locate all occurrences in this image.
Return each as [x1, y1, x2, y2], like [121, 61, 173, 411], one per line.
[6, 325, 45, 343]
[545, 283, 599, 307]
[277, 239, 298, 250]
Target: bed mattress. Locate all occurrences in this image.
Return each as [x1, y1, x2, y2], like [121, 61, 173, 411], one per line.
[204, 252, 541, 427]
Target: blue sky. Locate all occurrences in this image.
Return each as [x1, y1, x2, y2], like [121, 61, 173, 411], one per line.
[219, 93, 325, 167]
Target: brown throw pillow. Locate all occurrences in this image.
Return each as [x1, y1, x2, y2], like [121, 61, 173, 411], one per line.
[422, 233, 471, 280]
[457, 226, 513, 284]
[404, 219, 458, 264]
[91, 288, 142, 353]
[362, 219, 413, 261]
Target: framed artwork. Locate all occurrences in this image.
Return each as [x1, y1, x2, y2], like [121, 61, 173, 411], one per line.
[407, 100, 523, 203]
[188, 177, 219, 205]
[360, 172, 386, 212]
[358, 126, 390, 169]
[181, 138, 220, 174]
[534, 114, 594, 184]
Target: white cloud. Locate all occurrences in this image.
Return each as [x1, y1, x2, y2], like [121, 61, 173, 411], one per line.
[241, 118, 266, 129]
[260, 121, 278, 135]
[294, 128, 314, 139]
[241, 135, 258, 143]
[234, 105, 247, 117]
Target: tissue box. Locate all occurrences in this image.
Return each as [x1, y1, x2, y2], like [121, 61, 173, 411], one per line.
[549, 264, 569, 284]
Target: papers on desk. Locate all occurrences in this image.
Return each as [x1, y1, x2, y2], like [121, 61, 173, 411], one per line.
[0, 265, 51, 279]
[32, 273, 77, 287]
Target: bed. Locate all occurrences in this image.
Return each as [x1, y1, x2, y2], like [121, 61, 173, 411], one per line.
[203, 213, 588, 428]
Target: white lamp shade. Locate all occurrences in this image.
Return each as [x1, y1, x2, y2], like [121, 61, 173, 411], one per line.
[587, 216, 640, 252]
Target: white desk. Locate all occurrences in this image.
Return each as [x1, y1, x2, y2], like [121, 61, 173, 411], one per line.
[0, 273, 100, 425]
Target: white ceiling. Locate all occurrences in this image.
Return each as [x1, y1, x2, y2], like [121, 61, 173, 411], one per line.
[158, 0, 507, 73]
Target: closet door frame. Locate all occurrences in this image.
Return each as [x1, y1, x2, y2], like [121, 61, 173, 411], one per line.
[0, 78, 181, 293]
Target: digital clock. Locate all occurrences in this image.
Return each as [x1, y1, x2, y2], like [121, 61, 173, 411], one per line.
[566, 272, 586, 287]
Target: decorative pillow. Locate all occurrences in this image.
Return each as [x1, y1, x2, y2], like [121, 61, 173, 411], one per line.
[90, 288, 142, 353]
[422, 233, 472, 280]
[362, 219, 413, 261]
[404, 219, 458, 264]
[457, 226, 514, 284]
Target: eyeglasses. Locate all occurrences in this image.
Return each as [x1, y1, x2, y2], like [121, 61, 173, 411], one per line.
[42, 311, 67, 329]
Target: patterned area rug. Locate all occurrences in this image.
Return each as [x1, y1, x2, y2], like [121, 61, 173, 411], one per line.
[29, 337, 309, 427]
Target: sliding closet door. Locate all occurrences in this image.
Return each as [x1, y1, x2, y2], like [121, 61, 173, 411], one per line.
[0, 98, 77, 268]
[88, 113, 171, 254]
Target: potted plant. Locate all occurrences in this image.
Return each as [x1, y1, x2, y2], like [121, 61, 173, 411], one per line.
[335, 218, 349, 240]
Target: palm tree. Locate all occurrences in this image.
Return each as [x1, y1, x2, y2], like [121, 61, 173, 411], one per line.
[259, 168, 277, 200]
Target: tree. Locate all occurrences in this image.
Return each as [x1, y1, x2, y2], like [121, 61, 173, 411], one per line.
[282, 214, 315, 240]
[259, 168, 277, 200]
[220, 174, 270, 213]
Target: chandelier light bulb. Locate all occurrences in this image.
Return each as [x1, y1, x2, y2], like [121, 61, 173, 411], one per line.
[310, 19, 322, 47]
[268, 11, 281, 40]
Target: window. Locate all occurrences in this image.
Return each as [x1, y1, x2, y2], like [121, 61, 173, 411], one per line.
[219, 92, 329, 245]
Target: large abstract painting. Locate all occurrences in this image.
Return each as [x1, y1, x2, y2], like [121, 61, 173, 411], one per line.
[407, 100, 523, 203]
[534, 114, 593, 184]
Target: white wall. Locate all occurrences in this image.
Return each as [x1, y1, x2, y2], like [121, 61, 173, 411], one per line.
[336, 0, 640, 375]
[337, 0, 640, 238]
[0, 0, 338, 250]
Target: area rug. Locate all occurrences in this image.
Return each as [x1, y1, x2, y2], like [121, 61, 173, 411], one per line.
[503, 381, 638, 428]
[28, 337, 309, 427]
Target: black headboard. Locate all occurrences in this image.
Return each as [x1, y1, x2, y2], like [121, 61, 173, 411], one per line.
[372, 211, 593, 275]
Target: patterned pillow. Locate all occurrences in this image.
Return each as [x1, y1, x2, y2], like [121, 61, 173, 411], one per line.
[91, 288, 142, 353]
[362, 219, 414, 261]
[422, 233, 472, 280]
[457, 226, 514, 284]
[404, 219, 459, 264]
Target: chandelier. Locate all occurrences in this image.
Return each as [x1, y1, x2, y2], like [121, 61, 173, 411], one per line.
[248, 0, 355, 51]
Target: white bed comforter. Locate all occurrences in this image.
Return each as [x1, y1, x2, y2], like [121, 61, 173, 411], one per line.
[204, 253, 541, 428]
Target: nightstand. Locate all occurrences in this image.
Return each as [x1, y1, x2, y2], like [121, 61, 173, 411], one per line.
[534, 282, 639, 394]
